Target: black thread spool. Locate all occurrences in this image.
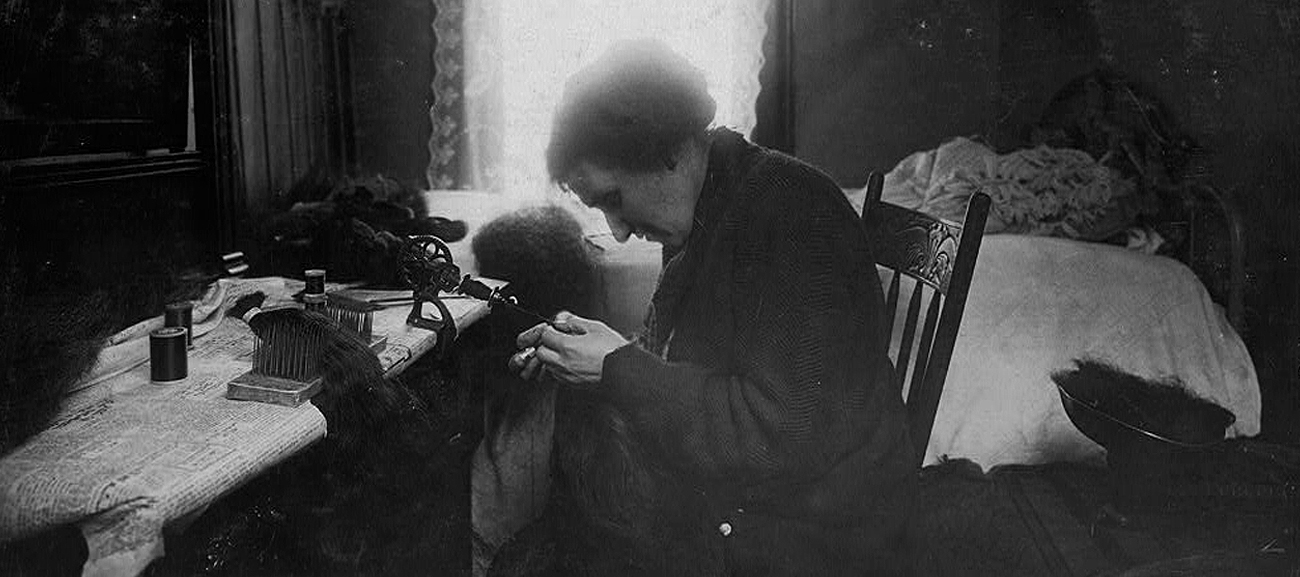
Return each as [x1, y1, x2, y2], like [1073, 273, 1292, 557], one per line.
[164, 301, 194, 347]
[303, 269, 327, 312]
[150, 327, 188, 383]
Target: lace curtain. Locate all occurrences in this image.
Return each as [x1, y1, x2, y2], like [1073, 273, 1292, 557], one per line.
[428, 0, 772, 199]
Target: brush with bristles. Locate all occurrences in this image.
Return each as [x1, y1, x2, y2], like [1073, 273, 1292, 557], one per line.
[225, 291, 330, 406]
[324, 292, 387, 352]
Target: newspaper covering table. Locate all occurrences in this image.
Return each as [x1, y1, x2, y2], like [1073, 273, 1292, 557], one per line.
[0, 277, 495, 577]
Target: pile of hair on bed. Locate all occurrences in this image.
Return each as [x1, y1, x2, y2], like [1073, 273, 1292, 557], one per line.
[1051, 358, 1235, 446]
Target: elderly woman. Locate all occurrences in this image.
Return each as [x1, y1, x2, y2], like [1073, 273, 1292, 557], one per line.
[510, 40, 914, 576]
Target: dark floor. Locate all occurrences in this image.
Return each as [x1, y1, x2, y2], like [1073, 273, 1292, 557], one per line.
[3, 437, 1297, 577]
[912, 441, 1300, 577]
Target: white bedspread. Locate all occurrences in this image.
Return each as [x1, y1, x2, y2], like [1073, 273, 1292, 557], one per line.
[915, 234, 1261, 469]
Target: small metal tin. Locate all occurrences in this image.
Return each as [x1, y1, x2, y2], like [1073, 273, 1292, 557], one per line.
[150, 327, 188, 383]
[164, 301, 194, 347]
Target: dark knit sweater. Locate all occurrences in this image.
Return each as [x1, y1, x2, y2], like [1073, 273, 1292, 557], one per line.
[602, 129, 916, 575]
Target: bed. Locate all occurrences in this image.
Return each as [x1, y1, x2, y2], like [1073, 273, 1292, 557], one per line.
[854, 139, 1286, 576]
[846, 136, 1260, 470]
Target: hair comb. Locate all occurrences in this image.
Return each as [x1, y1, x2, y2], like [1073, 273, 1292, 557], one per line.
[225, 292, 328, 406]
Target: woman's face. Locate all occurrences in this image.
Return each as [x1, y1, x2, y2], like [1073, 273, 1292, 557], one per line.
[565, 156, 703, 249]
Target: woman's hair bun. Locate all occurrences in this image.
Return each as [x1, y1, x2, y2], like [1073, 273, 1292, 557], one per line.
[547, 39, 715, 181]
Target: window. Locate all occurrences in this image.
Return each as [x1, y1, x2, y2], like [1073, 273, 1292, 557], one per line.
[428, 0, 772, 206]
[0, 0, 193, 161]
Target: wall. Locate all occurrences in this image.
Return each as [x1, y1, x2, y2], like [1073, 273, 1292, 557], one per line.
[345, 0, 434, 187]
[1, 0, 217, 330]
[794, 0, 1001, 186]
[794, 0, 1300, 442]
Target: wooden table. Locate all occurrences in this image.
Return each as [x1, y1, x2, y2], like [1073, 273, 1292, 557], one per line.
[0, 277, 495, 577]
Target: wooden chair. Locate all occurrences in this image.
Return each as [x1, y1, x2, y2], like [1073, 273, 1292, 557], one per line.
[860, 172, 991, 466]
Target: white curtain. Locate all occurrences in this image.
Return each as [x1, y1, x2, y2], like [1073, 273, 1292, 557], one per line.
[429, 0, 772, 202]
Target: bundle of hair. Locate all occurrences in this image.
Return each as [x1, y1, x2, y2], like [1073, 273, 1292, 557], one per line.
[0, 258, 116, 455]
[283, 310, 461, 576]
[1030, 69, 1199, 193]
[0, 240, 208, 455]
[467, 204, 715, 577]
[259, 173, 468, 287]
[155, 291, 469, 576]
[471, 204, 597, 320]
[1052, 358, 1235, 446]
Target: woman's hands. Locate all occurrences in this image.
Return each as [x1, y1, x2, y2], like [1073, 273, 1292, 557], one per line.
[509, 311, 629, 387]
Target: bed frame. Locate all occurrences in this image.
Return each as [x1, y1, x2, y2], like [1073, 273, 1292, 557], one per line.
[1170, 183, 1246, 335]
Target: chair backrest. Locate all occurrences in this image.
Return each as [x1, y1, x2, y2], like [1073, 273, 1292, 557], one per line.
[860, 172, 991, 466]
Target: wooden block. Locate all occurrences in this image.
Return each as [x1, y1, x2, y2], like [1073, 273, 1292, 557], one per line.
[226, 372, 323, 407]
[368, 334, 388, 354]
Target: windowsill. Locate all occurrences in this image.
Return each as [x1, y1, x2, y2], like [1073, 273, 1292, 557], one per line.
[422, 188, 662, 253]
[1, 150, 205, 188]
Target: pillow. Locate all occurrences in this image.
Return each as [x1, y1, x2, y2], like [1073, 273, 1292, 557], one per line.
[875, 137, 1146, 241]
[876, 136, 996, 224]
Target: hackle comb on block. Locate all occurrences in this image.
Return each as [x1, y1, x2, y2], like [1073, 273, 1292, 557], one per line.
[325, 292, 387, 352]
[225, 291, 327, 406]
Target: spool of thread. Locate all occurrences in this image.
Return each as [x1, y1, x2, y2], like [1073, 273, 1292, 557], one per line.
[304, 269, 326, 295]
[304, 269, 327, 311]
[164, 301, 194, 347]
[150, 327, 188, 383]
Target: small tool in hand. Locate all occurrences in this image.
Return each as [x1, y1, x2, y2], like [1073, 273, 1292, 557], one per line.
[456, 276, 579, 331]
[511, 313, 586, 380]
